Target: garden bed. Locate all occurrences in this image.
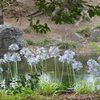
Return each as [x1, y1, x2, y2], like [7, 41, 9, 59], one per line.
[24, 93, 100, 100]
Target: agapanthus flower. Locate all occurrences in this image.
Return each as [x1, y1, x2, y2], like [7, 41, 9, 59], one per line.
[64, 50, 75, 58]
[36, 47, 47, 55]
[3, 53, 12, 63]
[10, 53, 21, 62]
[27, 57, 39, 66]
[87, 59, 100, 69]
[20, 47, 30, 55]
[24, 51, 35, 58]
[8, 43, 19, 51]
[49, 46, 60, 58]
[59, 53, 75, 64]
[87, 59, 100, 74]
[36, 55, 47, 61]
[72, 61, 83, 71]
[43, 54, 49, 60]
[0, 68, 3, 73]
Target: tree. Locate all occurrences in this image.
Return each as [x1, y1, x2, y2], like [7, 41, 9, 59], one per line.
[0, 0, 100, 33]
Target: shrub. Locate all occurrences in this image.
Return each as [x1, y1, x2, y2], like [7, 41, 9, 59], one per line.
[76, 27, 90, 34]
[26, 39, 35, 45]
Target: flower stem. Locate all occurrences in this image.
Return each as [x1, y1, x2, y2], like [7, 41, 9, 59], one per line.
[61, 63, 64, 82]
[34, 64, 38, 73]
[8, 62, 12, 77]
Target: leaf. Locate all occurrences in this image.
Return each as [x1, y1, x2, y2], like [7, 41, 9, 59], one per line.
[88, 9, 95, 18]
[36, 20, 40, 25]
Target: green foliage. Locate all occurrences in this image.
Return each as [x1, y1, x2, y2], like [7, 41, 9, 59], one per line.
[59, 42, 79, 49]
[76, 27, 90, 34]
[28, 17, 50, 34]
[90, 42, 100, 54]
[26, 39, 47, 46]
[56, 82, 68, 91]
[5, 73, 40, 95]
[74, 80, 93, 94]
[88, 5, 100, 18]
[26, 39, 35, 45]
[95, 24, 100, 28]
[38, 81, 58, 94]
[0, 89, 46, 99]
[83, 15, 88, 22]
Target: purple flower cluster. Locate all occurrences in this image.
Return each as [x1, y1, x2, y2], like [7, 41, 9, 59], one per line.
[3, 53, 21, 63]
[49, 46, 60, 58]
[10, 53, 21, 62]
[3, 53, 12, 63]
[59, 50, 75, 64]
[59, 50, 83, 71]
[36, 47, 47, 55]
[72, 61, 83, 71]
[87, 59, 100, 76]
[27, 57, 39, 66]
[8, 43, 19, 51]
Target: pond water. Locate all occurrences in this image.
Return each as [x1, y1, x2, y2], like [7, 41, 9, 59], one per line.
[2, 55, 98, 84]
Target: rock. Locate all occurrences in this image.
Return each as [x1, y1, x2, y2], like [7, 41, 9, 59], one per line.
[0, 11, 3, 25]
[90, 28, 100, 42]
[0, 24, 25, 56]
[45, 36, 62, 46]
[72, 33, 85, 43]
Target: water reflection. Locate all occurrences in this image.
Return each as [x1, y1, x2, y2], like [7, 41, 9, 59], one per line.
[2, 56, 97, 83]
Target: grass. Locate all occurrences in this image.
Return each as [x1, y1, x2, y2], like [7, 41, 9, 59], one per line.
[59, 42, 79, 49]
[76, 27, 90, 34]
[74, 80, 93, 94]
[38, 80, 58, 94]
[26, 39, 47, 46]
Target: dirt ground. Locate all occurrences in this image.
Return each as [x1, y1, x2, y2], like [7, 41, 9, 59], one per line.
[3, 0, 100, 55]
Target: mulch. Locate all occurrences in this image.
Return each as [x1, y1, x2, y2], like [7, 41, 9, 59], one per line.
[24, 93, 100, 100]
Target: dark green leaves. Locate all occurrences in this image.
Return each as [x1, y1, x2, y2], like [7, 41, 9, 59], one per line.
[28, 17, 50, 34]
[88, 5, 100, 18]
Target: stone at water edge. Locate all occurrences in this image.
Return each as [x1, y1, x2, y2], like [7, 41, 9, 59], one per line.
[0, 24, 25, 56]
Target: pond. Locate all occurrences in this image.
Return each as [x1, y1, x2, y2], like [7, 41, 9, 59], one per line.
[1, 55, 98, 84]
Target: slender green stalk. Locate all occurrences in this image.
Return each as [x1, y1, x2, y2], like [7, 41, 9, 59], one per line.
[54, 58, 57, 82]
[8, 62, 12, 77]
[72, 67, 76, 83]
[56, 58, 60, 78]
[44, 60, 47, 71]
[66, 64, 71, 83]
[0, 64, 3, 81]
[30, 65, 33, 73]
[15, 61, 18, 78]
[61, 63, 64, 82]
[40, 60, 44, 74]
[34, 64, 38, 73]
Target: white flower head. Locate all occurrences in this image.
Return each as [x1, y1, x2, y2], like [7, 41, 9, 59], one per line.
[3, 53, 12, 63]
[36, 47, 47, 55]
[10, 53, 21, 62]
[49, 46, 60, 58]
[20, 47, 30, 55]
[8, 43, 19, 51]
